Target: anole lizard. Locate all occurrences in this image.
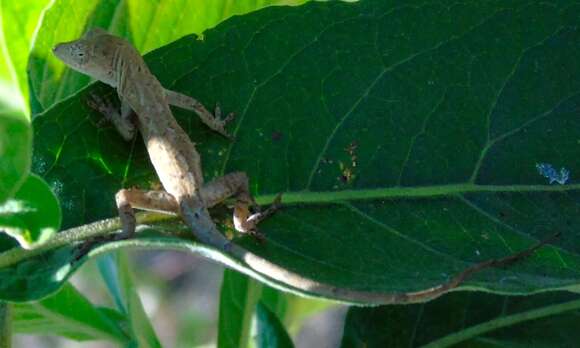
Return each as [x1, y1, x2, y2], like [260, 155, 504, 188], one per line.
[52, 28, 558, 304]
[53, 28, 278, 249]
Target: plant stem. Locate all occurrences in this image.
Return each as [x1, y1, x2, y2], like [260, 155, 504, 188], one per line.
[0, 213, 174, 269]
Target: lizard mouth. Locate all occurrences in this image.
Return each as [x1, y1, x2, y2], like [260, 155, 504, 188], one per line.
[52, 41, 89, 69]
[52, 43, 66, 59]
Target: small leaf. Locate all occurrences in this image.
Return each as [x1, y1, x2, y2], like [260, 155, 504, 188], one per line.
[12, 282, 128, 343]
[218, 269, 262, 348]
[97, 254, 127, 313]
[255, 302, 294, 348]
[260, 287, 288, 323]
[117, 251, 161, 348]
[340, 291, 580, 347]
[0, 174, 61, 249]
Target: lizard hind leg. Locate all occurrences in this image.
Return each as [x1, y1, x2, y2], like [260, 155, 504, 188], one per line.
[236, 192, 282, 235]
[201, 172, 282, 238]
[73, 188, 179, 260]
[114, 188, 180, 239]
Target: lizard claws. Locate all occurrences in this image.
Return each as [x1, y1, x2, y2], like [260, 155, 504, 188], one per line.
[235, 192, 283, 233]
[248, 228, 266, 244]
[223, 112, 235, 124]
[271, 192, 283, 209]
[214, 104, 222, 119]
[86, 93, 118, 127]
[214, 103, 235, 123]
[86, 93, 112, 115]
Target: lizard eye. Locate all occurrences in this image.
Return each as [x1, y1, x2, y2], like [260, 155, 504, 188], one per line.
[69, 43, 89, 64]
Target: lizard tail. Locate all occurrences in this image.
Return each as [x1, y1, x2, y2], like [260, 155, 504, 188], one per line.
[181, 198, 558, 304]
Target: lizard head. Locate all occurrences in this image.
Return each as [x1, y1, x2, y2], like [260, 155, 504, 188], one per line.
[52, 28, 118, 86]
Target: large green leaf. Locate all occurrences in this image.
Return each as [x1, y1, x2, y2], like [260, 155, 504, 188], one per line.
[0, 1, 60, 250]
[340, 292, 580, 347]
[3, 0, 580, 303]
[28, 0, 309, 113]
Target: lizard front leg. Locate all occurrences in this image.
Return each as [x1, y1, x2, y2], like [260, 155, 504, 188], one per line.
[86, 93, 136, 141]
[202, 172, 282, 237]
[165, 89, 234, 138]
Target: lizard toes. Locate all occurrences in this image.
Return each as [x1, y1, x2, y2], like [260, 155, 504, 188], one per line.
[86, 93, 116, 116]
[214, 103, 222, 118]
[224, 112, 235, 124]
[271, 192, 283, 209]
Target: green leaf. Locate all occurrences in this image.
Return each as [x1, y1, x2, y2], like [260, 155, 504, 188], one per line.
[0, 0, 39, 203]
[28, 0, 310, 112]
[0, 0, 51, 114]
[255, 302, 294, 348]
[218, 269, 262, 348]
[15, 0, 580, 303]
[97, 254, 128, 313]
[116, 251, 161, 348]
[0, 174, 61, 249]
[259, 287, 288, 323]
[340, 292, 580, 347]
[123, 0, 310, 55]
[0, 301, 10, 348]
[12, 282, 128, 343]
[0, 112, 30, 203]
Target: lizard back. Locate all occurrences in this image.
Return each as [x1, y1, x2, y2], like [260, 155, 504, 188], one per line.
[97, 34, 205, 200]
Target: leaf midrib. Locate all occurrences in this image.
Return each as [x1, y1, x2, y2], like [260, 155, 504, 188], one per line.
[255, 183, 580, 205]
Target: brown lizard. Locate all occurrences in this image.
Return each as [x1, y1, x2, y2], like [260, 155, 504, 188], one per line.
[53, 27, 280, 251]
[52, 28, 558, 304]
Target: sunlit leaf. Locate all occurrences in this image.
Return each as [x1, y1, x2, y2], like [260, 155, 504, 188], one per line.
[0, 174, 60, 249]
